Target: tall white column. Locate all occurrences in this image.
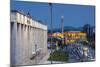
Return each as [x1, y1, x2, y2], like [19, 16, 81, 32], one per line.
[24, 25, 29, 65]
[10, 22, 17, 65]
[21, 24, 25, 65]
[16, 23, 22, 65]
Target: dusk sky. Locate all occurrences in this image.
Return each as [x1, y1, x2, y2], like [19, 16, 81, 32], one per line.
[11, 1, 95, 29]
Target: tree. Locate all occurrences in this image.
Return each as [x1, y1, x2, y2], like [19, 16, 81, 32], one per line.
[83, 24, 91, 41]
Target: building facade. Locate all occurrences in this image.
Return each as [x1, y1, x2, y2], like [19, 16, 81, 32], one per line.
[64, 31, 87, 44]
[10, 10, 48, 65]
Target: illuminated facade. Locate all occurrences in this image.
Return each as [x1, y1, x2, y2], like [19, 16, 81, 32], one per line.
[64, 31, 87, 44]
[51, 31, 87, 44]
[52, 32, 64, 38]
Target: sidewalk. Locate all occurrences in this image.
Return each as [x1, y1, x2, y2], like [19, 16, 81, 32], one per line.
[38, 49, 66, 64]
[38, 49, 51, 64]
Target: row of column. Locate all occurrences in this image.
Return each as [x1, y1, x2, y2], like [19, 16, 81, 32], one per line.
[11, 22, 47, 65]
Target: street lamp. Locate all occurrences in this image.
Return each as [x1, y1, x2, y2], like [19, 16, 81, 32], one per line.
[61, 16, 64, 45]
[49, 3, 53, 64]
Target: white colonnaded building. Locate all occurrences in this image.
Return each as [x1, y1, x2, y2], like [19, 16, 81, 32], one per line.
[10, 10, 48, 66]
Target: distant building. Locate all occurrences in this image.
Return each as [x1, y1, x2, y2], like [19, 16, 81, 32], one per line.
[50, 31, 87, 44]
[64, 31, 87, 44]
[10, 10, 48, 65]
[52, 32, 64, 39]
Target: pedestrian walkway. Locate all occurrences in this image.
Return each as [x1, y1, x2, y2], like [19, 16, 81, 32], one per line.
[38, 49, 51, 64]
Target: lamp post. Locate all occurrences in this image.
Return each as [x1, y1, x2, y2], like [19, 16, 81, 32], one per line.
[49, 3, 53, 64]
[61, 16, 64, 45]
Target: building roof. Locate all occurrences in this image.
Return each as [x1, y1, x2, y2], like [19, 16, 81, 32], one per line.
[67, 31, 81, 32]
[11, 10, 47, 25]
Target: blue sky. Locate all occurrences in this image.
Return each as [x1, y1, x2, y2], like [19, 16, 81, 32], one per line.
[11, 1, 95, 29]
